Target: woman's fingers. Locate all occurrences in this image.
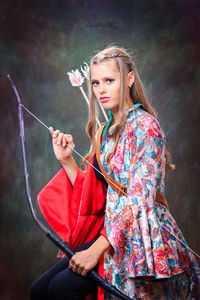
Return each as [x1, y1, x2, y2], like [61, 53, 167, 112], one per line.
[65, 134, 75, 149]
[65, 134, 72, 141]
[69, 252, 92, 277]
[58, 133, 74, 148]
[62, 138, 66, 147]
[53, 130, 60, 138]
[69, 262, 88, 277]
[48, 128, 74, 161]
[49, 129, 73, 146]
[57, 132, 64, 145]
[49, 126, 54, 134]
[49, 127, 60, 138]
[74, 266, 84, 275]
[50, 130, 66, 146]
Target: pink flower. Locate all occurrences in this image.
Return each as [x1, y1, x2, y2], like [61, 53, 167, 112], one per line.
[152, 227, 159, 239]
[80, 62, 90, 80]
[122, 205, 133, 220]
[104, 268, 112, 282]
[112, 145, 124, 173]
[153, 247, 169, 276]
[67, 69, 84, 86]
[111, 223, 125, 259]
[132, 182, 143, 195]
[147, 120, 162, 138]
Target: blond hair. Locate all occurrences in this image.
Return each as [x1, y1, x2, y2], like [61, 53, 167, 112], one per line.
[85, 45, 175, 171]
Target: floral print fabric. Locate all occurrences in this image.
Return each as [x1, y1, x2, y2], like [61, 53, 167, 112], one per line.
[100, 107, 200, 299]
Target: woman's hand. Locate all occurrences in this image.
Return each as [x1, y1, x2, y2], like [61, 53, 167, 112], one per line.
[49, 127, 75, 164]
[69, 248, 100, 277]
[49, 127, 77, 185]
[69, 236, 111, 277]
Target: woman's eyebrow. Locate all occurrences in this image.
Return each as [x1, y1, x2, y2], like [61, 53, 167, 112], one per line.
[91, 76, 114, 81]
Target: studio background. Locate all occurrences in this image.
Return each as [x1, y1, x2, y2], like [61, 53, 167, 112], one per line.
[0, 0, 199, 299]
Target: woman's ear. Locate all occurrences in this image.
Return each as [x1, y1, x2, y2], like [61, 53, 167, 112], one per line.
[127, 71, 135, 87]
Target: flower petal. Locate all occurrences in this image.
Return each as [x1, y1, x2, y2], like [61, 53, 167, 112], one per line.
[67, 69, 84, 86]
[81, 62, 90, 80]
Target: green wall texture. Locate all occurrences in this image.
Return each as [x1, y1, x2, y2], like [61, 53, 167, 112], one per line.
[0, 0, 200, 299]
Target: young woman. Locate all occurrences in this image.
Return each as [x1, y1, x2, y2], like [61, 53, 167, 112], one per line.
[31, 46, 200, 299]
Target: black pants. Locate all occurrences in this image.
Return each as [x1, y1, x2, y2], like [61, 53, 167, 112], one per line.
[30, 239, 98, 300]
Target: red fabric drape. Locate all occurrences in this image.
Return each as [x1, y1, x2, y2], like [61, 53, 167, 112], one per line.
[37, 155, 107, 299]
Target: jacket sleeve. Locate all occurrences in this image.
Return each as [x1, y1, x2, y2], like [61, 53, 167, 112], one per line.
[107, 117, 169, 278]
[127, 118, 165, 210]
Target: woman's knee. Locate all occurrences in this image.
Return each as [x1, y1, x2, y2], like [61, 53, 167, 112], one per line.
[47, 276, 73, 300]
[47, 270, 91, 300]
[48, 278, 66, 300]
[30, 280, 44, 300]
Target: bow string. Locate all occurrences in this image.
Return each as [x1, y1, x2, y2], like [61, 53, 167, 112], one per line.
[7, 74, 137, 300]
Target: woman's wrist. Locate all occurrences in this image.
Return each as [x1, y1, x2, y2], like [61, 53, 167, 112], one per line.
[59, 155, 74, 166]
[88, 235, 111, 259]
[60, 156, 77, 185]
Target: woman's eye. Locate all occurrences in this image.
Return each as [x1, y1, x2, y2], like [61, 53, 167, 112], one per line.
[106, 79, 113, 83]
[92, 81, 99, 86]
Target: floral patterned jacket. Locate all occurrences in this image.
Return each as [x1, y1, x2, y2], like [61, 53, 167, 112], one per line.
[99, 105, 199, 297]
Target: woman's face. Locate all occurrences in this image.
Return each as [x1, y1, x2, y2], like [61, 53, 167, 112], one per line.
[90, 60, 125, 115]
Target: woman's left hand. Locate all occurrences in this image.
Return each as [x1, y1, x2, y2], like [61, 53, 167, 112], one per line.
[69, 248, 100, 277]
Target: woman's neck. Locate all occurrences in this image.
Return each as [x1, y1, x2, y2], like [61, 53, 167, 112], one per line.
[112, 97, 133, 122]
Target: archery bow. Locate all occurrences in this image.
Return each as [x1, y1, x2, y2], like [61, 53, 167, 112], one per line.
[7, 74, 137, 300]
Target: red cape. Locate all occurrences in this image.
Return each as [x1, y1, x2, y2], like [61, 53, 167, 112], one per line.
[38, 155, 107, 299]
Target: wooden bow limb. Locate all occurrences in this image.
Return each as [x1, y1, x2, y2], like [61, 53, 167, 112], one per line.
[7, 74, 137, 300]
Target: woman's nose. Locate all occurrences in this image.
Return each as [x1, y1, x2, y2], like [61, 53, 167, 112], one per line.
[99, 83, 106, 94]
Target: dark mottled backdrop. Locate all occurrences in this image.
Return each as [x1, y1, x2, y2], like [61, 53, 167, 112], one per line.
[0, 0, 199, 299]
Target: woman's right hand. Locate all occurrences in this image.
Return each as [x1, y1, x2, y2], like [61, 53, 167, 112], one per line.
[49, 127, 75, 164]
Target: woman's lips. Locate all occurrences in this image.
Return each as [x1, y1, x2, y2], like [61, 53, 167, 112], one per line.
[99, 97, 110, 103]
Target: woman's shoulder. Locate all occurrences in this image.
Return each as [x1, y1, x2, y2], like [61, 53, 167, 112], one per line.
[126, 108, 165, 139]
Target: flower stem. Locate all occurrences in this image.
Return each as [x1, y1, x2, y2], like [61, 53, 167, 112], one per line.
[79, 86, 101, 127]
